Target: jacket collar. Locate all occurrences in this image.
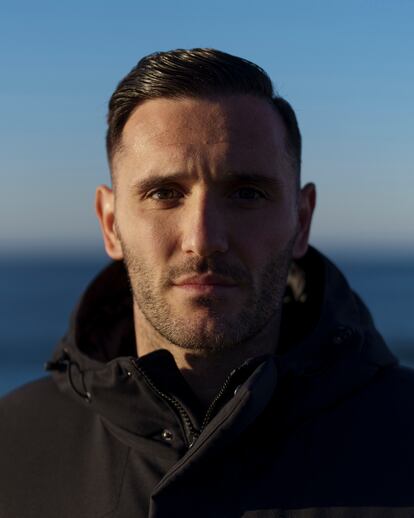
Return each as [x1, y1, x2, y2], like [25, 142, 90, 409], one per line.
[46, 246, 397, 441]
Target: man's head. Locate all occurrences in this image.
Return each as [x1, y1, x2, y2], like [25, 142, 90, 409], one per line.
[106, 48, 302, 185]
[96, 48, 315, 353]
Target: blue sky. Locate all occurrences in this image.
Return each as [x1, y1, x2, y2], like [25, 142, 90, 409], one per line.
[1, 0, 413, 255]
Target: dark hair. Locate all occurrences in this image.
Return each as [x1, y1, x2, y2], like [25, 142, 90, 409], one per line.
[106, 48, 301, 180]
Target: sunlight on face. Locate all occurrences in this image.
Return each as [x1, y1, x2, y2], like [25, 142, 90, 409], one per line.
[111, 95, 303, 350]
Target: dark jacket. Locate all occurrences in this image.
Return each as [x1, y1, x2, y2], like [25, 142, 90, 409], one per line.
[1, 247, 414, 517]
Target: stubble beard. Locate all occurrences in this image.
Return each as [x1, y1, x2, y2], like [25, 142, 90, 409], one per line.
[119, 233, 295, 353]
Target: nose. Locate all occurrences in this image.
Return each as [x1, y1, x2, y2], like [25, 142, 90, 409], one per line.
[180, 192, 229, 257]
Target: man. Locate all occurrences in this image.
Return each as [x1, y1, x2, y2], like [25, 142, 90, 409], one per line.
[1, 48, 414, 517]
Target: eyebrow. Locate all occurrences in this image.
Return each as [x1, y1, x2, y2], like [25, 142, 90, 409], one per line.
[130, 171, 282, 195]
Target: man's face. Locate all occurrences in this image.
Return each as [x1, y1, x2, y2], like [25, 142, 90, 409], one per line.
[97, 95, 315, 352]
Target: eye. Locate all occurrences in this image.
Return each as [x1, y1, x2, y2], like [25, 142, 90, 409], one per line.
[149, 188, 183, 200]
[231, 187, 265, 200]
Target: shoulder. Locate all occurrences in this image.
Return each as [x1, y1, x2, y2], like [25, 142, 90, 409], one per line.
[373, 362, 414, 398]
[373, 363, 414, 415]
[347, 362, 414, 415]
[0, 375, 82, 425]
[335, 362, 414, 449]
[0, 376, 60, 425]
[1, 375, 62, 411]
[0, 376, 95, 455]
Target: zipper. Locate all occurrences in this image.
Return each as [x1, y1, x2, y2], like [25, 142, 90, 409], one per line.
[130, 359, 200, 447]
[199, 368, 239, 433]
[199, 359, 257, 433]
[130, 357, 254, 448]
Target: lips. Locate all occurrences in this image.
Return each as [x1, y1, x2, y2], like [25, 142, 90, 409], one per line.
[173, 274, 237, 287]
[172, 274, 238, 295]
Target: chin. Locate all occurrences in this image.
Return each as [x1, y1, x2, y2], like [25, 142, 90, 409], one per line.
[165, 317, 247, 352]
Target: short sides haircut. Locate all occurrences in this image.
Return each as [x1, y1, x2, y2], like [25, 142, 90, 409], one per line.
[106, 48, 302, 181]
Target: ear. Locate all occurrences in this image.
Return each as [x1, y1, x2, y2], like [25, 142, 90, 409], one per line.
[95, 185, 124, 260]
[292, 182, 316, 259]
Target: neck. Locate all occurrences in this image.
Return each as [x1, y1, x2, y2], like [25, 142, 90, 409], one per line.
[133, 304, 280, 407]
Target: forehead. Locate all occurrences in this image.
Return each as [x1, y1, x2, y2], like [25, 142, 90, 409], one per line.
[113, 94, 289, 179]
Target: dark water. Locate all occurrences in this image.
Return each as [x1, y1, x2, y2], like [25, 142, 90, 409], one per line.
[1, 251, 413, 396]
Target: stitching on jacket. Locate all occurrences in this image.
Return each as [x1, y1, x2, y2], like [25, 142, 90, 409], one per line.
[99, 447, 131, 518]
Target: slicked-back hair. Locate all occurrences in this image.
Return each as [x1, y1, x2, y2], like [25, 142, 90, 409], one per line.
[106, 48, 301, 183]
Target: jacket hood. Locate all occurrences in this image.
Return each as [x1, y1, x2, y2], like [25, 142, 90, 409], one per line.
[46, 246, 397, 440]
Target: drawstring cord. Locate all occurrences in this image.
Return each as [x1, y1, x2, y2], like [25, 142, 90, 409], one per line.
[45, 349, 92, 403]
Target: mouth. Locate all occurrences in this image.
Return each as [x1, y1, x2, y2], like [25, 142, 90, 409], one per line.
[173, 274, 238, 294]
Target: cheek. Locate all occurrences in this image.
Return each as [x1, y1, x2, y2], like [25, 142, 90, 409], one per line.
[234, 205, 297, 247]
[119, 206, 178, 261]
[233, 209, 297, 274]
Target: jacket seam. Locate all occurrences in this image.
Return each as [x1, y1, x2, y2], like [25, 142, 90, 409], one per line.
[99, 446, 131, 518]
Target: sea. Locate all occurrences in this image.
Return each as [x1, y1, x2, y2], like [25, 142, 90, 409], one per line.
[1, 250, 414, 397]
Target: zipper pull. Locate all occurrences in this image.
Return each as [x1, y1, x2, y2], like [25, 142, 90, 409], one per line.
[188, 432, 198, 449]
